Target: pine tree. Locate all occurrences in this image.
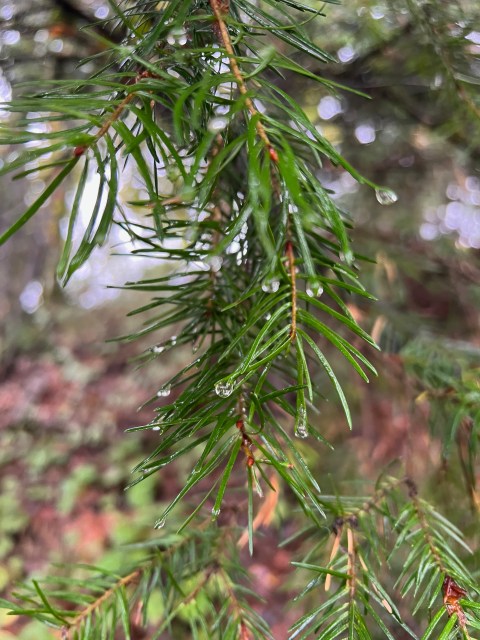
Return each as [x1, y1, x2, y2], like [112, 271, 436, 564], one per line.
[1, 1, 479, 638]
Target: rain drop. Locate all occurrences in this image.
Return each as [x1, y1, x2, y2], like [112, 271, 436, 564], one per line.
[151, 426, 162, 432]
[254, 482, 264, 498]
[157, 385, 172, 397]
[169, 335, 177, 346]
[151, 344, 165, 354]
[211, 507, 221, 518]
[375, 188, 398, 206]
[215, 380, 234, 397]
[340, 249, 354, 264]
[206, 255, 223, 272]
[207, 116, 228, 133]
[155, 516, 167, 529]
[192, 336, 200, 353]
[166, 27, 186, 46]
[306, 279, 324, 298]
[261, 278, 280, 293]
[295, 406, 308, 439]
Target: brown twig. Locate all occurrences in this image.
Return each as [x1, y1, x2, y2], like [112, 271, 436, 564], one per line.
[404, 477, 445, 574]
[65, 568, 141, 635]
[73, 71, 154, 157]
[236, 417, 255, 467]
[209, 0, 277, 160]
[219, 568, 253, 639]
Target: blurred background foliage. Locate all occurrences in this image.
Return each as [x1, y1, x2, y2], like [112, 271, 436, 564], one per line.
[0, 0, 479, 638]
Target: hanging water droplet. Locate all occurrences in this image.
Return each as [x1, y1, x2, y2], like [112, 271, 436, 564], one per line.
[294, 406, 308, 439]
[254, 482, 264, 498]
[261, 278, 280, 293]
[155, 516, 167, 529]
[340, 249, 354, 264]
[306, 278, 324, 297]
[206, 255, 223, 272]
[156, 385, 172, 397]
[192, 336, 200, 353]
[151, 426, 162, 431]
[150, 344, 165, 354]
[211, 507, 221, 518]
[215, 380, 234, 397]
[207, 116, 228, 133]
[264, 312, 272, 321]
[169, 335, 177, 346]
[375, 188, 398, 205]
[166, 27, 186, 46]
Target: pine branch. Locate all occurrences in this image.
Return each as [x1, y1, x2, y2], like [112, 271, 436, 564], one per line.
[209, 0, 276, 156]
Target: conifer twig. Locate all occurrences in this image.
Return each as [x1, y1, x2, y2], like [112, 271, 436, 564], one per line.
[74, 71, 153, 156]
[404, 478, 445, 573]
[64, 568, 141, 635]
[209, 0, 277, 159]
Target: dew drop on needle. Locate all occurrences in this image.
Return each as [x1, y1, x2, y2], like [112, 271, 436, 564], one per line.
[375, 188, 398, 205]
[215, 380, 234, 397]
[262, 278, 280, 293]
[295, 406, 308, 439]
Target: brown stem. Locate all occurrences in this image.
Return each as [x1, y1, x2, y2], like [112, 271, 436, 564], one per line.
[209, 0, 276, 159]
[404, 477, 446, 573]
[63, 531, 200, 635]
[73, 71, 154, 157]
[236, 415, 255, 467]
[68, 568, 141, 632]
[219, 568, 253, 639]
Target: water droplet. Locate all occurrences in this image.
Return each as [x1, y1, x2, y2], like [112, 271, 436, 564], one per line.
[340, 249, 354, 264]
[261, 278, 280, 293]
[207, 116, 228, 133]
[157, 385, 172, 397]
[295, 407, 308, 439]
[206, 255, 223, 272]
[150, 344, 165, 354]
[155, 516, 167, 529]
[211, 507, 221, 518]
[151, 426, 162, 431]
[254, 483, 264, 498]
[306, 279, 324, 297]
[215, 380, 234, 397]
[166, 27, 186, 46]
[169, 335, 177, 346]
[375, 188, 398, 205]
[264, 312, 272, 321]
